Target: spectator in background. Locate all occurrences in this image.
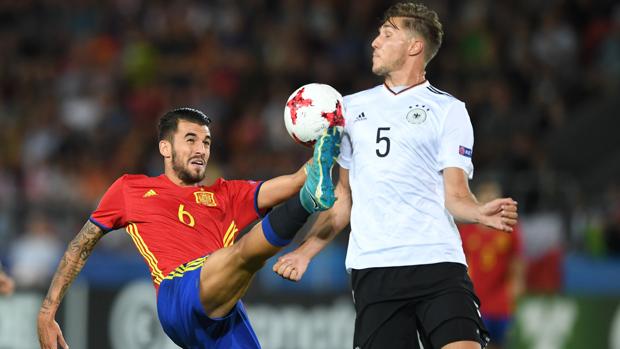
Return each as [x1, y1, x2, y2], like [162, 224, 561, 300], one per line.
[9, 212, 63, 289]
[459, 180, 525, 349]
[0, 262, 15, 296]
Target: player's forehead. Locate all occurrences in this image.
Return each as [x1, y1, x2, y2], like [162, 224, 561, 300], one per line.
[176, 119, 210, 138]
[380, 17, 409, 32]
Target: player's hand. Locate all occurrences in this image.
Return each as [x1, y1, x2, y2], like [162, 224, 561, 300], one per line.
[37, 314, 69, 349]
[479, 198, 518, 232]
[0, 272, 15, 296]
[273, 251, 310, 282]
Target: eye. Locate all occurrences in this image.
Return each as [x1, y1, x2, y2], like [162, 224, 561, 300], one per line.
[203, 140, 211, 146]
[187, 138, 195, 144]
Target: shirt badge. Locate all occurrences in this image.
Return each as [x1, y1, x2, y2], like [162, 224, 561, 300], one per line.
[406, 105, 429, 124]
[194, 190, 217, 206]
[459, 145, 473, 158]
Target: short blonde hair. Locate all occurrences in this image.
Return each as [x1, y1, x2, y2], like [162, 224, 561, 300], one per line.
[382, 2, 444, 63]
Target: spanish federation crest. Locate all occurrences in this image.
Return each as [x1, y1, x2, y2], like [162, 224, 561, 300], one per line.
[194, 190, 217, 206]
[406, 105, 429, 124]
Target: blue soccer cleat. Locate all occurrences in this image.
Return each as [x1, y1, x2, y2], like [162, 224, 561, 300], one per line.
[300, 127, 342, 213]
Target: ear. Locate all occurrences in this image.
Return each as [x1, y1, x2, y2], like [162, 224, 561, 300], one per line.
[408, 38, 424, 57]
[159, 140, 171, 158]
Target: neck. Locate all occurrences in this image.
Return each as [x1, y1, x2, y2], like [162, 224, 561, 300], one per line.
[384, 68, 426, 88]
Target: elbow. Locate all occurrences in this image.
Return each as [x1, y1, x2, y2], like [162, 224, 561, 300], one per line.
[444, 195, 459, 214]
[330, 202, 351, 234]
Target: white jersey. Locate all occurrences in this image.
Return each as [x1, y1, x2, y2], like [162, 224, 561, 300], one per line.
[338, 81, 474, 270]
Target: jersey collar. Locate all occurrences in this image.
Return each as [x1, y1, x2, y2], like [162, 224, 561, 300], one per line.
[383, 80, 430, 96]
[159, 174, 208, 190]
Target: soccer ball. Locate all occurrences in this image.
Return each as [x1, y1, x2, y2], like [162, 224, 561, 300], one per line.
[284, 83, 345, 146]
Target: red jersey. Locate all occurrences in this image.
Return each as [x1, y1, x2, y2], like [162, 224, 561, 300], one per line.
[90, 174, 263, 289]
[459, 224, 523, 317]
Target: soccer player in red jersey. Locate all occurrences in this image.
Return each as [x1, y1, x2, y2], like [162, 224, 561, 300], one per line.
[459, 181, 525, 349]
[36, 107, 342, 349]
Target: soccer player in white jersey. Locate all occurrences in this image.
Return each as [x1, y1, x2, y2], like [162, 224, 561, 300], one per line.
[274, 2, 518, 349]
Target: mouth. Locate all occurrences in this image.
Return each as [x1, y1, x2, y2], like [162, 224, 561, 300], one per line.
[189, 158, 206, 169]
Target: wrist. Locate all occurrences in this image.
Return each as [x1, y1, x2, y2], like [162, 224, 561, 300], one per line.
[474, 205, 485, 224]
[298, 238, 323, 259]
[38, 309, 56, 320]
[39, 298, 59, 318]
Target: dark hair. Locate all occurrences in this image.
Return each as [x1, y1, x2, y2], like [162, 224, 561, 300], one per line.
[158, 107, 211, 141]
[382, 2, 444, 63]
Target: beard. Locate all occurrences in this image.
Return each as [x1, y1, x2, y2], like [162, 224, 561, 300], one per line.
[372, 54, 406, 77]
[171, 150, 206, 184]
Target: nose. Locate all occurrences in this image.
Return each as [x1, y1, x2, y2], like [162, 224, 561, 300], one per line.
[194, 143, 208, 155]
[371, 35, 381, 50]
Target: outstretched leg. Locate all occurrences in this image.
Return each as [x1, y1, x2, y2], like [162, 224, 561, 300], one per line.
[199, 128, 341, 317]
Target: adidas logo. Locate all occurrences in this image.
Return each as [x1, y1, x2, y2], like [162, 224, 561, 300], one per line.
[143, 189, 158, 198]
[354, 112, 367, 122]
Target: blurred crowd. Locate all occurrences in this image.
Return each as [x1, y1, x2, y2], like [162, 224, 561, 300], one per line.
[0, 0, 619, 290]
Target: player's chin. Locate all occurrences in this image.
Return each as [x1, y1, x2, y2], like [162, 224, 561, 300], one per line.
[185, 168, 206, 182]
[188, 164, 206, 175]
[372, 64, 388, 77]
[194, 169, 206, 181]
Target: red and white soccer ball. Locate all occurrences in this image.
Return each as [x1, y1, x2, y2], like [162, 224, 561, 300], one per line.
[284, 83, 345, 146]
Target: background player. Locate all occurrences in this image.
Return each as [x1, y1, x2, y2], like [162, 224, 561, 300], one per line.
[274, 2, 518, 349]
[37, 107, 341, 349]
[0, 262, 15, 296]
[459, 181, 525, 349]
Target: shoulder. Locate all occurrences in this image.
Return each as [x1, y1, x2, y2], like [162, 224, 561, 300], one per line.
[113, 174, 173, 192]
[422, 83, 467, 115]
[209, 178, 254, 190]
[212, 178, 261, 197]
[120, 174, 157, 185]
[122, 174, 150, 181]
[424, 84, 462, 104]
[343, 85, 383, 106]
[343, 85, 383, 123]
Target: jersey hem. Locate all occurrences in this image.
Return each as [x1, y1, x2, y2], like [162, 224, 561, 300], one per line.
[253, 180, 267, 218]
[88, 217, 112, 233]
[345, 258, 467, 273]
[440, 163, 474, 179]
[261, 215, 291, 247]
[336, 157, 350, 169]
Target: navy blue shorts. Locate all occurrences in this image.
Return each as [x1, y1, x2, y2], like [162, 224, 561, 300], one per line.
[157, 258, 261, 349]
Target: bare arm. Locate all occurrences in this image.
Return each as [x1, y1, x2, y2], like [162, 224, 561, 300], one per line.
[443, 167, 518, 232]
[256, 160, 308, 210]
[274, 167, 352, 281]
[38, 220, 104, 349]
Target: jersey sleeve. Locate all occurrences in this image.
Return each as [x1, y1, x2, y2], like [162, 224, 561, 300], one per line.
[337, 129, 352, 169]
[437, 101, 474, 179]
[225, 180, 263, 227]
[89, 175, 128, 232]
